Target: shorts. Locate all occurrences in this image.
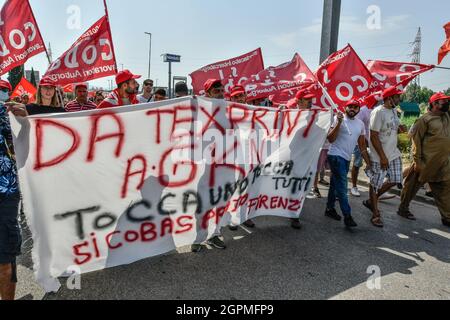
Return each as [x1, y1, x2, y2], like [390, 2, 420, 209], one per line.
[353, 146, 363, 168]
[317, 149, 329, 172]
[369, 157, 403, 192]
[0, 192, 22, 265]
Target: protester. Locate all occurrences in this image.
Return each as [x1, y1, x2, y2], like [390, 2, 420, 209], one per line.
[65, 83, 97, 112]
[7, 77, 65, 116]
[229, 85, 247, 104]
[364, 87, 407, 228]
[137, 79, 154, 103]
[94, 91, 105, 105]
[21, 94, 30, 105]
[191, 79, 227, 253]
[97, 70, 141, 109]
[0, 80, 21, 300]
[325, 100, 370, 228]
[153, 89, 167, 102]
[204, 79, 224, 99]
[398, 93, 450, 226]
[350, 103, 372, 197]
[174, 82, 189, 98]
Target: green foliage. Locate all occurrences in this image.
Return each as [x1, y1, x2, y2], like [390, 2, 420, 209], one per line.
[401, 116, 419, 130]
[7, 65, 24, 90]
[403, 83, 434, 105]
[30, 67, 37, 88]
[398, 133, 411, 155]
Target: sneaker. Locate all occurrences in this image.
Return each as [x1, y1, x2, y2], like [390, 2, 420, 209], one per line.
[229, 225, 239, 231]
[344, 216, 358, 228]
[290, 218, 302, 230]
[312, 187, 322, 198]
[207, 236, 226, 249]
[243, 219, 255, 228]
[191, 244, 203, 253]
[319, 179, 330, 186]
[325, 208, 342, 221]
[351, 187, 361, 197]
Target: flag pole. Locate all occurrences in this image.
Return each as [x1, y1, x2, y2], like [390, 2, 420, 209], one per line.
[103, 0, 118, 73]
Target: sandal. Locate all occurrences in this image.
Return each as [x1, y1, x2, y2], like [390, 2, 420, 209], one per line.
[363, 200, 374, 212]
[371, 216, 384, 228]
[397, 210, 417, 221]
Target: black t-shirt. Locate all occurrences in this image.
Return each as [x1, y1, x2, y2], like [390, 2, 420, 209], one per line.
[26, 104, 66, 116]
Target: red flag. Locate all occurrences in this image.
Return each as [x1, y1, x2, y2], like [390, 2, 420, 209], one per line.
[438, 22, 450, 65]
[316, 44, 374, 110]
[11, 77, 37, 101]
[367, 60, 434, 90]
[0, 0, 46, 76]
[43, 15, 117, 85]
[189, 48, 264, 95]
[243, 53, 315, 101]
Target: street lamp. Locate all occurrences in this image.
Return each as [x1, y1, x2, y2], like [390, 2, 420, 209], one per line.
[145, 32, 152, 79]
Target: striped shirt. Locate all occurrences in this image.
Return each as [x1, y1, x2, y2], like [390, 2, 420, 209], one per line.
[65, 99, 98, 112]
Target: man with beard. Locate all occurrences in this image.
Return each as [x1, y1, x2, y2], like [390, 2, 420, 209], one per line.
[97, 70, 141, 109]
[325, 100, 371, 228]
[398, 93, 450, 227]
[364, 87, 407, 228]
[229, 85, 247, 104]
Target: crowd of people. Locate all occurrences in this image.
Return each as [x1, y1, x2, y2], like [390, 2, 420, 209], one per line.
[1, 69, 449, 300]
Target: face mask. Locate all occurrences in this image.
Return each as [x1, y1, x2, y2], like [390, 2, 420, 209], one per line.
[0, 91, 9, 102]
[440, 102, 450, 113]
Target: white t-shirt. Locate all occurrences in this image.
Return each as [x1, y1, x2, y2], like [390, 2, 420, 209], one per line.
[328, 116, 366, 161]
[356, 106, 372, 139]
[137, 94, 153, 104]
[369, 105, 402, 163]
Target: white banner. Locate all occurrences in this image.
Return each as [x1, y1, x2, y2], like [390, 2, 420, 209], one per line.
[10, 97, 331, 292]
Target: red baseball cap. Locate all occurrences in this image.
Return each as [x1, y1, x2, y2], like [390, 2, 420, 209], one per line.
[115, 69, 141, 85]
[429, 92, 450, 104]
[383, 86, 404, 99]
[345, 99, 360, 107]
[39, 76, 57, 87]
[74, 83, 88, 90]
[295, 88, 315, 100]
[0, 80, 12, 91]
[203, 79, 222, 93]
[230, 85, 246, 97]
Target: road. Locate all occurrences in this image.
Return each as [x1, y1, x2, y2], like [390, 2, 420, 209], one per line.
[14, 184, 450, 300]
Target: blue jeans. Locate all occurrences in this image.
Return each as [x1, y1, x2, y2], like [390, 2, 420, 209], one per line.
[327, 155, 352, 216]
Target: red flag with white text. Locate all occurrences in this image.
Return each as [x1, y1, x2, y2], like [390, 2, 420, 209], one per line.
[43, 15, 117, 85]
[189, 48, 264, 95]
[243, 53, 315, 101]
[0, 0, 46, 75]
[11, 77, 37, 101]
[366, 60, 434, 90]
[316, 44, 375, 110]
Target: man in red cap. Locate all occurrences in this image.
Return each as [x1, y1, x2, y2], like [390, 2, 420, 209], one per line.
[364, 86, 407, 228]
[398, 92, 450, 227]
[229, 85, 247, 104]
[0, 79, 21, 300]
[295, 88, 315, 110]
[204, 79, 224, 99]
[97, 70, 141, 109]
[65, 83, 97, 112]
[325, 100, 371, 228]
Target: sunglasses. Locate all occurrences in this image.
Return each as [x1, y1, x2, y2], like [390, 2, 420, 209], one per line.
[144, 83, 153, 86]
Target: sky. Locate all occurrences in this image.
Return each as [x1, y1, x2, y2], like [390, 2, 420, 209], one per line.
[3, 0, 450, 91]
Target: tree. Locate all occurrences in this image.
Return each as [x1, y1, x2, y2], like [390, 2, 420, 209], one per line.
[7, 65, 24, 90]
[30, 67, 37, 88]
[403, 84, 434, 104]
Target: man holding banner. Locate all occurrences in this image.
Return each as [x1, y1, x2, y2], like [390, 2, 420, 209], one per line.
[0, 80, 21, 300]
[97, 70, 141, 109]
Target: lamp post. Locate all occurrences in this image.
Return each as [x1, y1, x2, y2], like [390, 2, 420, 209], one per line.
[320, 0, 341, 64]
[145, 32, 152, 79]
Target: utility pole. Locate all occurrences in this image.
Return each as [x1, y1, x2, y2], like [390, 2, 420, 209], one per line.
[319, 0, 342, 64]
[145, 32, 152, 79]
